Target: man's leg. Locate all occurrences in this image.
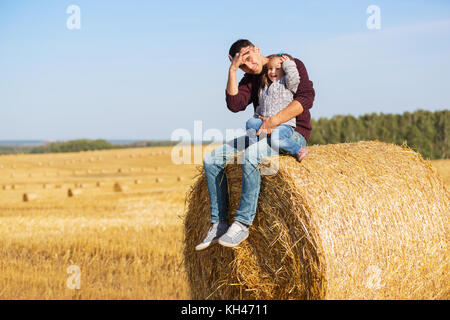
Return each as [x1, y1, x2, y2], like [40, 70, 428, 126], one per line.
[245, 117, 263, 146]
[202, 135, 249, 224]
[233, 136, 274, 226]
[196, 135, 250, 251]
[217, 137, 274, 247]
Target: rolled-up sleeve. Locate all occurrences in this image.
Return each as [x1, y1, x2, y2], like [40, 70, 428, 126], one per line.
[293, 59, 315, 111]
[225, 74, 254, 113]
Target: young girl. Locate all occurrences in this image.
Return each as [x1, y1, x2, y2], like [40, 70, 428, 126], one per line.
[246, 54, 309, 162]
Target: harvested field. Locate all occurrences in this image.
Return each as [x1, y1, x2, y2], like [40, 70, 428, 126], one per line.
[0, 143, 448, 299]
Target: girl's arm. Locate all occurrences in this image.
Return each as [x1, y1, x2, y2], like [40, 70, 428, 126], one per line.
[282, 59, 300, 94]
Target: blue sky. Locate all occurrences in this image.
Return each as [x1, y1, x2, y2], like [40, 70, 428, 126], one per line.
[0, 0, 449, 140]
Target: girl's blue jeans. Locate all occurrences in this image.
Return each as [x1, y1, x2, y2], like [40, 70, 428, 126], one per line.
[203, 126, 306, 226]
[246, 117, 303, 155]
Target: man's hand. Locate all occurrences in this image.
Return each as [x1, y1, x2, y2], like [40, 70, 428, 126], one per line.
[256, 116, 278, 136]
[228, 47, 251, 72]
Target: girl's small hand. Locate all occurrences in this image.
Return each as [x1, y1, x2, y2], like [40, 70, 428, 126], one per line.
[280, 55, 290, 63]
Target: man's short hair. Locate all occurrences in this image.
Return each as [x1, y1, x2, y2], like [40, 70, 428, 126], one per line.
[229, 39, 254, 58]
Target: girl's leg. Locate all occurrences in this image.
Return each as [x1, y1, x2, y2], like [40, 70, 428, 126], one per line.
[269, 125, 303, 155]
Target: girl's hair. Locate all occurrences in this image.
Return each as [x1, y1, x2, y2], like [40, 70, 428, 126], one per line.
[259, 53, 294, 90]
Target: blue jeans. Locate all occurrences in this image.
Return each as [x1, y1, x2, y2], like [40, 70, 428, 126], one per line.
[203, 130, 306, 226]
[246, 117, 303, 155]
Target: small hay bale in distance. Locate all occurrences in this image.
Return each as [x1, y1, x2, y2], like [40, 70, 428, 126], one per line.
[2, 185, 12, 190]
[68, 188, 82, 197]
[113, 182, 128, 192]
[177, 176, 183, 182]
[184, 141, 449, 300]
[96, 181, 104, 187]
[23, 193, 37, 202]
[134, 179, 142, 185]
[155, 177, 162, 183]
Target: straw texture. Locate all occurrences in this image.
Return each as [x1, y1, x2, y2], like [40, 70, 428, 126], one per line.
[183, 141, 449, 299]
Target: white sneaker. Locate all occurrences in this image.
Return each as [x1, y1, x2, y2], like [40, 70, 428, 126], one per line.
[218, 221, 249, 248]
[195, 222, 229, 251]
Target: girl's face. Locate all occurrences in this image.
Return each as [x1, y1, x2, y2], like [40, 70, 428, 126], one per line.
[267, 57, 284, 82]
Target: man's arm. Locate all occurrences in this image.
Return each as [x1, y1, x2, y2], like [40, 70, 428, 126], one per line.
[225, 48, 254, 113]
[257, 100, 303, 135]
[292, 58, 315, 111]
[225, 72, 254, 113]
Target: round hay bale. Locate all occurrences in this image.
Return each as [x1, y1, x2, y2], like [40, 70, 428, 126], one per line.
[96, 181, 104, 187]
[23, 193, 37, 202]
[155, 178, 162, 183]
[114, 182, 128, 192]
[177, 176, 183, 182]
[68, 188, 82, 197]
[11, 184, 19, 190]
[183, 141, 449, 300]
[2, 185, 12, 190]
[134, 179, 142, 185]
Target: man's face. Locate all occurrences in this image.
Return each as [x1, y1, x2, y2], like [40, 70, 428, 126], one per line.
[238, 46, 263, 74]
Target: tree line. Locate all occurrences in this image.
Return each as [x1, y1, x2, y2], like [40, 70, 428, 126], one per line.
[1, 109, 448, 159]
[308, 109, 449, 160]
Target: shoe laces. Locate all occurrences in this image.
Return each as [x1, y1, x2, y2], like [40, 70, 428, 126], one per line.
[227, 222, 245, 237]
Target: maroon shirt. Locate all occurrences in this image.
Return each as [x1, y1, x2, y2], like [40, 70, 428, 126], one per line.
[225, 58, 315, 142]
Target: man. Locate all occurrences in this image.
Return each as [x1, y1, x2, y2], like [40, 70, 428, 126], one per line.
[195, 39, 315, 250]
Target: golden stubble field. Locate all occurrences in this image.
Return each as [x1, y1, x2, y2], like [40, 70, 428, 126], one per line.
[0, 145, 449, 299]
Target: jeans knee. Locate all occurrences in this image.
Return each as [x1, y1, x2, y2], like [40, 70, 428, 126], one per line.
[246, 117, 262, 131]
[203, 154, 216, 168]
